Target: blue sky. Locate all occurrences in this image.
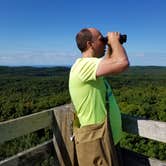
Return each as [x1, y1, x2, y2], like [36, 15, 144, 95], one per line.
[0, 0, 166, 66]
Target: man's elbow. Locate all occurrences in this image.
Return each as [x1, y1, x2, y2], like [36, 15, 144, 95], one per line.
[120, 59, 130, 71]
[124, 59, 130, 68]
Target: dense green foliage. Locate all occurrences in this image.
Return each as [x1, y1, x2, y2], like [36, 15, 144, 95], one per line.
[108, 67, 166, 160]
[109, 66, 166, 122]
[0, 66, 166, 162]
[0, 66, 70, 122]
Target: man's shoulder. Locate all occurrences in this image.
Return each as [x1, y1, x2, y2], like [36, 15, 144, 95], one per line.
[71, 57, 101, 71]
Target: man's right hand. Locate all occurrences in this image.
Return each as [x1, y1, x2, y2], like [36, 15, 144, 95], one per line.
[96, 32, 129, 77]
[107, 32, 121, 48]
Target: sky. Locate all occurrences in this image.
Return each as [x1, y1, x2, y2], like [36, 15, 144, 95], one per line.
[0, 0, 166, 66]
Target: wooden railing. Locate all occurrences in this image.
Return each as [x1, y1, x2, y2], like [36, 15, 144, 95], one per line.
[0, 104, 166, 166]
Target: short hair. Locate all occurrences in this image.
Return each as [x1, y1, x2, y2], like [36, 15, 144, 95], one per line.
[75, 28, 93, 52]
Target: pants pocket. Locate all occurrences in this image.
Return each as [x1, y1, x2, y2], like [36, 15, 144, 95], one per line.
[76, 138, 108, 166]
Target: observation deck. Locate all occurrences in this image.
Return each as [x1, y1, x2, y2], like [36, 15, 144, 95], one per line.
[0, 104, 166, 166]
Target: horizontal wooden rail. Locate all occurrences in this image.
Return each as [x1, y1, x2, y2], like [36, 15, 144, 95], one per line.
[122, 114, 166, 143]
[0, 139, 56, 166]
[0, 108, 53, 144]
[0, 104, 166, 144]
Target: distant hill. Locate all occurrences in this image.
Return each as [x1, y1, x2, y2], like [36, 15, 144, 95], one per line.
[0, 66, 70, 77]
[0, 66, 165, 77]
[123, 66, 166, 77]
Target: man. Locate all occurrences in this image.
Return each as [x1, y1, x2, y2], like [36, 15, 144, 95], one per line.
[69, 28, 129, 165]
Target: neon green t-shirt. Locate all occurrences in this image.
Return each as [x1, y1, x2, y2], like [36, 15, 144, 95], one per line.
[69, 57, 122, 144]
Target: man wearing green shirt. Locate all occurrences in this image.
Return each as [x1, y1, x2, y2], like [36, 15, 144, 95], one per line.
[69, 28, 129, 165]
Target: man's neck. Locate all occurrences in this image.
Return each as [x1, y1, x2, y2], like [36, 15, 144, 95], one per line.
[82, 50, 95, 58]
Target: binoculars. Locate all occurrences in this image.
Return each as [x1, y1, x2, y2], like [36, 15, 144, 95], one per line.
[102, 34, 127, 44]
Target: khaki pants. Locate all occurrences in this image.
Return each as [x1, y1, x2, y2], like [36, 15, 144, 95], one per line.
[74, 119, 114, 166]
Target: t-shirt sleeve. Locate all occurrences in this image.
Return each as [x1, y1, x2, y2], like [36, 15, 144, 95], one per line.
[78, 58, 101, 82]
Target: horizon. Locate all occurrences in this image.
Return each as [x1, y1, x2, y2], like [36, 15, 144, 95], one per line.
[0, 64, 166, 68]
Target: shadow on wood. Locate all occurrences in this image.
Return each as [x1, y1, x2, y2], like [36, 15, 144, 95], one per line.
[122, 113, 139, 135]
[122, 148, 151, 166]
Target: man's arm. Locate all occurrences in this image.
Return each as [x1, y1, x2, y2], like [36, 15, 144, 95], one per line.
[96, 32, 129, 77]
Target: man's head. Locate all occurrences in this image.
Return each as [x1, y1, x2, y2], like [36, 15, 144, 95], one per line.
[75, 28, 106, 58]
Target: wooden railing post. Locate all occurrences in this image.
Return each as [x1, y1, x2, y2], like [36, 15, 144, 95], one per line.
[50, 104, 75, 166]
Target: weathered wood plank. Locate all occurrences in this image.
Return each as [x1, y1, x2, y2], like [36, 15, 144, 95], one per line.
[51, 104, 76, 166]
[0, 139, 57, 166]
[0, 108, 53, 144]
[122, 114, 166, 143]
[149, 158, 166, 166]
[122, 148, 166, 166]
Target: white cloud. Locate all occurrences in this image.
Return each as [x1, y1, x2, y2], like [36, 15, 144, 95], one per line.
[128, 52, 166, 66]
[0, 50, 80, 66]
[134, 52, 145, 57]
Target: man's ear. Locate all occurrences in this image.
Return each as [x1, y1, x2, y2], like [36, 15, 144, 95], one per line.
[87, 41, 93, 49]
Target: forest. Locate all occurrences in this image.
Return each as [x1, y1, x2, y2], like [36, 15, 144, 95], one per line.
[0, 66, 166, 163]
